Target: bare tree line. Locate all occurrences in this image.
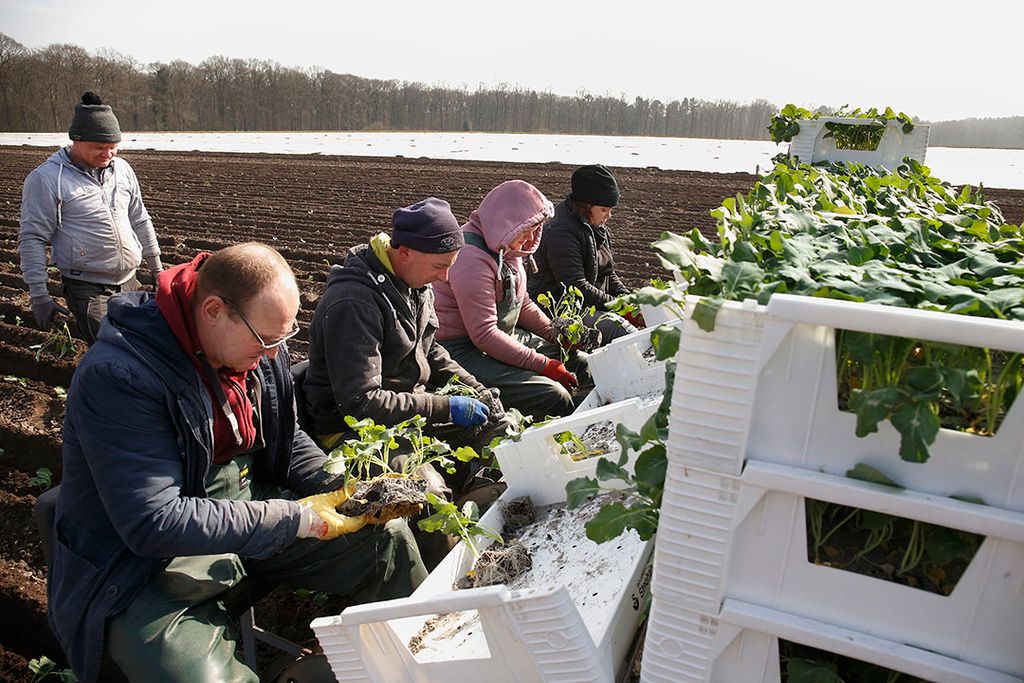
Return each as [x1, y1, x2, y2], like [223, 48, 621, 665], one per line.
[1, 34, 1020, 147]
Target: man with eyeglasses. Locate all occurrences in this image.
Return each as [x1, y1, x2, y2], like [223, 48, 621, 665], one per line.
[47, 242, 425, 683]
[304, 198, 506, 483]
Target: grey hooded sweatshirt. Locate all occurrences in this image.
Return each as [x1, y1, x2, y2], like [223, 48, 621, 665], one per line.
[18, 148, 160, 300]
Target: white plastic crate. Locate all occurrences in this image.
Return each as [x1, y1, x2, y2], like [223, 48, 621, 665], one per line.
[497, 395, 660, 506]
[651, 459, 1024, 676]
[312, 397, 658, 682]
[640, 597, 1022, 683]
[668, 294, 1024, 510]
[788, 116, 930, 169]
[573, 387, 603, 414]
[582, 322, 679, 405]
[639, 282, 687, 327]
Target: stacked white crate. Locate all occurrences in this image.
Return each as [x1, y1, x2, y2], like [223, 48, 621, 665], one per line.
[312, 398, 660, 682]
[641, 294, 1024, 683]
[788, 116, 930, 169]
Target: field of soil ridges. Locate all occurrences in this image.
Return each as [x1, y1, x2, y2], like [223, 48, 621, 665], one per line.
[0, 144, 1021, 681]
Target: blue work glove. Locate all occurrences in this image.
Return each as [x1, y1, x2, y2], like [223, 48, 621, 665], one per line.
[449, 396, 490, 427]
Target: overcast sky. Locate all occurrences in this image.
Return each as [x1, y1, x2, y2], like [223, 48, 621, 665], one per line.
[2, 0, 1021, 122]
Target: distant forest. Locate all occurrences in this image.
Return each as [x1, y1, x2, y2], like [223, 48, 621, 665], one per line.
[1, 34, 1020, 148]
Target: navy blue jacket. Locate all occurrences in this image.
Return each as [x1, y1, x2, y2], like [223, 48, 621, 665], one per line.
[48, 292, 337, 682]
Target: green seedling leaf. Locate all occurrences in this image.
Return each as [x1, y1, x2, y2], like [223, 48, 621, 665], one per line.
[565, 476, 600, 508]
[950, 494, 985, 505]
[692, 297, 724, 332]
[848, 386, 901, 437]
[846, 463, 904, 489]
[584, 501, 659, 542]
[650, 324, 681, 361]
[614, 423, 643, 464]
[924, 526, 980, 566]
[595, 457, 630, 483]
[451, 446, 479, 462]
[633, 444, 667, 500]
[891, 400, 941, 463]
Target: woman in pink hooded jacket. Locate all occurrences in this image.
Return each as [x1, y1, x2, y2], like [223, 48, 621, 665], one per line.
[434, 180, 583, 418]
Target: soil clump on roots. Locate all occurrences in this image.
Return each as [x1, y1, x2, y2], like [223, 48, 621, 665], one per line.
[337, 476, 427, 521]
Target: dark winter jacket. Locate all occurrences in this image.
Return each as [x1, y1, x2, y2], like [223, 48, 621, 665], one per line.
[304, 241, 484, 435]
[528, 195, 630, 310]
[48, 292, 337, 683]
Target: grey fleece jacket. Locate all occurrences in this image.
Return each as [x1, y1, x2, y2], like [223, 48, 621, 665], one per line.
[18, 148, 160, 300]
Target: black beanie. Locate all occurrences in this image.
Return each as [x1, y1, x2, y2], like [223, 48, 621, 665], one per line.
[68, 92, 122, 143]
[391, 197, 465, 253]
[571, 164, 619, 207]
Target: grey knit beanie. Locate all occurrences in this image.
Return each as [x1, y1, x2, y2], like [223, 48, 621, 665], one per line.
[68, 92, 122, 143]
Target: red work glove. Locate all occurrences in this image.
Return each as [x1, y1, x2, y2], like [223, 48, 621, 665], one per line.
[623, 309, 646, 329]
[541, 358, 579, 391]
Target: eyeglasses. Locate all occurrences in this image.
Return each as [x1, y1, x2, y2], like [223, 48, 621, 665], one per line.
[223, 299, 300, 350]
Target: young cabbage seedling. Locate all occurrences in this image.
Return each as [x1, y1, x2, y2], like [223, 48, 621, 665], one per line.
[324, 414, 479, 480]
[435, 375, 482, 398]
[418, 493, 503, 560]
[536, 285, 604, 360]
[30, 322, 77, 362]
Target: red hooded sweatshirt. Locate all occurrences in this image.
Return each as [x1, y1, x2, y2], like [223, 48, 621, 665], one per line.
[156, 253, 258, 464]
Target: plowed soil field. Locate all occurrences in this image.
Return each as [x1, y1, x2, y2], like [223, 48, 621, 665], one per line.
[0, 144, 1021, 681]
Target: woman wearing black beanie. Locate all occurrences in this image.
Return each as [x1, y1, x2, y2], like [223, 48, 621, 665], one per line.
[528, 164, 642, 346]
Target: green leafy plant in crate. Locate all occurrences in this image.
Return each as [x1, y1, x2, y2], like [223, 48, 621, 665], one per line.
[643, 153, 1024, 463]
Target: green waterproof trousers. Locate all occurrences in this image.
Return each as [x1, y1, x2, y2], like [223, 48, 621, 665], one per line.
[105, 452, 427, 683]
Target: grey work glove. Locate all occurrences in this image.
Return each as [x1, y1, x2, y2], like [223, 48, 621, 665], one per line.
[30, 296, 70, 331]
[481, 387, 506, 423]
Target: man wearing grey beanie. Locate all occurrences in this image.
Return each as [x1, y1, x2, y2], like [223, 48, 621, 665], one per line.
[18, 91, 163, 343]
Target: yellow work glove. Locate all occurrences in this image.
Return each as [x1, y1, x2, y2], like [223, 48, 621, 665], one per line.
[296, 480, 368, 540]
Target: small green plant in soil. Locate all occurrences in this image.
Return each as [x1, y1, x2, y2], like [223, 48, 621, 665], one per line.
[28, 655, 77, 682]
[536, 285, 602, 360]
[418, 493, 502, 560]
[3, 374, 28, 387]
[324, 414, 479, 480]
[554, 429, 592, 461]
[54, 385, 67, 399]
[30, 322, 77, 362]
[28, 467, 54, 490]
[781, 640, 928, 682]
[806, 464, 983, 596]
[435, 374, 482, 398]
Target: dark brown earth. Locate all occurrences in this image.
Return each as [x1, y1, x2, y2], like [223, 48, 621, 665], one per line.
[0, 144, 1021, 681]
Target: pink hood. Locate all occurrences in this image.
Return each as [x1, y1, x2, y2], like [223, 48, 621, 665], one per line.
[434, 180, 556, 372]
[468, 180, 552, 257]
